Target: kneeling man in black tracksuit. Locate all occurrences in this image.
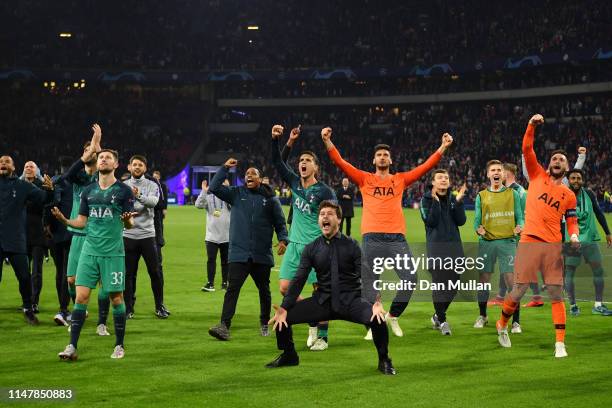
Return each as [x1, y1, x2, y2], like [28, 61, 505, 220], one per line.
[267, 200, 395, 375]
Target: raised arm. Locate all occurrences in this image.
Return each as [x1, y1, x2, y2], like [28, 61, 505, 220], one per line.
[574, 147, 586, 170]
[522, 115, 546, 181]
[209, 160, 237, 204]
[271, 125, 300, 186]
[400, 133, 452, 185]
[195, 180, 209, 210]
[321, 127, 367, 186]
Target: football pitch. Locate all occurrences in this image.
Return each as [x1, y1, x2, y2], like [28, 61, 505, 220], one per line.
[1, 206, 611, 408]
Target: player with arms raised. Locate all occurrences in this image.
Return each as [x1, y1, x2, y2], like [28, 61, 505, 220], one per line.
[53, 149, 136, 360]
[496, 114, 579, 358]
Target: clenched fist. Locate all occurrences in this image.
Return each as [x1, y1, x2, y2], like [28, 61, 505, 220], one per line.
[321, 127, 332, 142]
[529, 114, 544, 126]
[224, 158, 238, 168]
[271, 125, 284, 140]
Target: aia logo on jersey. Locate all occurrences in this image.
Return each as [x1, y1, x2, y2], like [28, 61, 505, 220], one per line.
[373, 186, 395, 197]
[90, 207, 113, 218]
[294, 196, 311, 214]
[537, 193, 561, 211]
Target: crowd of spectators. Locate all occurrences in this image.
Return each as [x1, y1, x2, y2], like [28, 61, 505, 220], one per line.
[3, 0, 611, 71]
[207, 95, 612, 205]
[0, 84, 206, 178]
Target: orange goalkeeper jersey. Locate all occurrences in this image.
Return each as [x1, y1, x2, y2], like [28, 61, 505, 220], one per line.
[327, 147, 441, 235]
[521, 123, 578, 243]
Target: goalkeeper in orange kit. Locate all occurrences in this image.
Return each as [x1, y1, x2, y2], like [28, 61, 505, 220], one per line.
[496, 114, 579, 358]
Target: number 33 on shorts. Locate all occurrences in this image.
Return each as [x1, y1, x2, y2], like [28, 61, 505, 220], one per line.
[111, 272, 123, 285]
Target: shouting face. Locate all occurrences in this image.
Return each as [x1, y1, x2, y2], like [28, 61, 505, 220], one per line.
[0, 156, 15, 176]
[318, 206, 340, 238]
[245, 168, 262, 189]
[548, 153, 569, 179]
[298, 153, 318, 180]
[487, 164, 503, 188]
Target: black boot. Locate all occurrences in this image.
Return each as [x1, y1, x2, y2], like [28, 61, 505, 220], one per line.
[265, 351, 299, 368]
[378, 358, 396, 375]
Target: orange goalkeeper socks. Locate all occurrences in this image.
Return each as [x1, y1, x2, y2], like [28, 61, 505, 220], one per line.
[551, 300, 566, 342]
[498, 298, 518, 328]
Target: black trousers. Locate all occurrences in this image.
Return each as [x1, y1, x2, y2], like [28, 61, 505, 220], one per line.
[430, 268, 460, 323]
[339, 217, 352, 236]
[276, 297, 389, 360]
[205, 241, 229, 284]
[28, 245, 46, 306]
[0, 249, 32, 310]
[362, 233, 416, 317]
[220, 261, 271, 328]
[156, 240, 164, 287]
[124, 237, 164, 312]
[50, 240, 71, 312]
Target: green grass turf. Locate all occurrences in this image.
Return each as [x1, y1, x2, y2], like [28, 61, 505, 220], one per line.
[1, 206, 611, 408]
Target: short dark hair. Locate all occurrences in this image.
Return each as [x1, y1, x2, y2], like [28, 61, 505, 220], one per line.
[319, 200, 342, 219]
[99, 149, 119, 160]
[431, 168, 448, 180]
[503, 163, 518, 175]
[299, 151, 319, 166]
[153, 170, 161, 176]
[374, 144, 391, 155]
[550, 149, 568, 159]
[130, 155, 147, 165]
[486, 160, 503, 171]
[83, 141, 91, 149]
[567, 168, 585, 180]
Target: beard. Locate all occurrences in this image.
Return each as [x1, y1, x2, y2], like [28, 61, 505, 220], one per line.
[98, 168, 114, 175]
[549, 167, 566, 179]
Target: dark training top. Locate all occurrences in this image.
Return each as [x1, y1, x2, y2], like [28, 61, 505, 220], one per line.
[0, 174, 51, 253]
[282, 232, 363, 311]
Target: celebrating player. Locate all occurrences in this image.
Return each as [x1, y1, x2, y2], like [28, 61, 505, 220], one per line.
[54, 149, 135, 360]
[496, 114, 579, 358]
[322, 126, 453, 338]
[564, 168, 612, 316]
[473, 160, 524, 331]
[271, 124, 336, 351]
